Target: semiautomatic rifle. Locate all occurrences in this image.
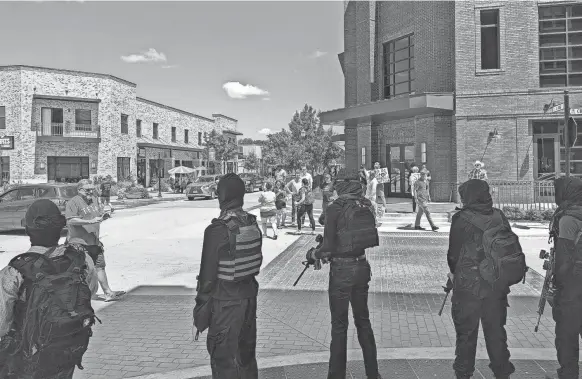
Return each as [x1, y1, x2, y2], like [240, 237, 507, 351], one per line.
[535, 247, 556, 332]
[437, 278, 454, 316]
[293, 234, 324, 286]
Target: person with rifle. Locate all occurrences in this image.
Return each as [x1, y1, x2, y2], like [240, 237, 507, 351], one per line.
[305, 171, 382, 379]
[447, 179, 525, 379]
[0, 199, 99, 378]
[545, 176, 582, 379]
[193, 173, 263, 379]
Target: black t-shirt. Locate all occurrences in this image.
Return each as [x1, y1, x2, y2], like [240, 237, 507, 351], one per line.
[100, 182, 112, 197]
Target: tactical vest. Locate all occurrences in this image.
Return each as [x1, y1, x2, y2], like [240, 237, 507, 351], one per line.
[215, 210, 263, 282]
[335, 197, 379, 254]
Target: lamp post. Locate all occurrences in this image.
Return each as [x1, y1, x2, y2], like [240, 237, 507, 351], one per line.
[565, 90, 571, 177]
[157, 153, 163, 198]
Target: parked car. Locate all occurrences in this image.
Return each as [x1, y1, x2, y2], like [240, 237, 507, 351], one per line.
[186, 175, 222, 200]
[239, 173, 265, 193]
[0, 183, 78, 231]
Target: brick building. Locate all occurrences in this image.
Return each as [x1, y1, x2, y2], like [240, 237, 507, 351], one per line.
[321, 0, 582, 201]
[0, 65, 242, 187]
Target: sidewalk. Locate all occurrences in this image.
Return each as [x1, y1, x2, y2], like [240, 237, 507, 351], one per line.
[73, 234, 558, 379]
[109, 192, 186, 210]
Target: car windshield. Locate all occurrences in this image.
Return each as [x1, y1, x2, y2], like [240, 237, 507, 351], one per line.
[196, 177, 215, 183]
[57, 186, 78, 198]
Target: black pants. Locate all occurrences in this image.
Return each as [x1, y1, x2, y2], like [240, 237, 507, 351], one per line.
[207, 297, 258, 379]
[412, 197, 416, 212]
[297, 204, 315, 231]
[451, 290, 514, 378]
[328, 259, 378, 379]
[552, 282, 582, 379]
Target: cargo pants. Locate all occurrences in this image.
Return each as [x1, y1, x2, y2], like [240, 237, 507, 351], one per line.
[206, 297, 258, 379]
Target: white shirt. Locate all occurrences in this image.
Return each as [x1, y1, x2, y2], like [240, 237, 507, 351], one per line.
[366, 178, 378, 200]
[301, 172, 313, 189]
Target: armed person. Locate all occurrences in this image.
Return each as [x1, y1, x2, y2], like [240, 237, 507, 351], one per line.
[545, 176, 582, 379]
[193, 173, 263, 379]
[0, 199, 99, 379]
[306, 171, 382, 379]
[447, 179, 526, 379]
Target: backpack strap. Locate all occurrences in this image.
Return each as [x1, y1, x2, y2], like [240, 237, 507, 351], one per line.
[458, 209, 503, 232]
[9, 252, 55, 281]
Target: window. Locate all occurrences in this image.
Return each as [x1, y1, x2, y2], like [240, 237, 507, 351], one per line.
[37, 187, 56, 198]
[198, 132, 202, 145]
[361, 147, 366, 166]
[153, 123, 159, 139]
[185, 129, 189, 144]
[136, 120, 142, 137]
[480, 9, 500, 70]
[17, 188, 35, 200]
[0, 189, 17, 203]
[539, 4, 582, 87]
[175, 160, 181, 167]
[117, 157, 131, 181]
[41, 108, 64, 136]
[74, 109, 92, 132]
[121, 114, 129, 134]
[171, 127, 176, 142]
[204, 132, 207, 142]
[0, 106, 5, 129]
[383, 34, 415, 99]
[1, 156, 9, 183]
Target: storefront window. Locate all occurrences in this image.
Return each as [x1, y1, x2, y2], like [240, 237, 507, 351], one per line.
[117, 157, 131, 182]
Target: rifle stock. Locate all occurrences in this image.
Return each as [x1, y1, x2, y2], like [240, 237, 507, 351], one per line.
[535, 248, 556, 332]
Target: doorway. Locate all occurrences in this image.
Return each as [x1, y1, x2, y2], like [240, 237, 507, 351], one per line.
[137, 158, 146, 186]
[47, 156, 89, 183]
[533, 135, 559, 180]
[386, 144, 415, 198]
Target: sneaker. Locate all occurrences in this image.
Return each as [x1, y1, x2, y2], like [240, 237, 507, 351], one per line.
[414, 226, 426, 230]
[432, 226, 440, 232]
[273, 235, 278, 240]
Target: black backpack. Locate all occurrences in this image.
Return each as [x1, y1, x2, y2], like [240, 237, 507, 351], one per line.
[459, 209, 527, 289]
[335, 198, 379, 254]
[4, 245, 99, 378]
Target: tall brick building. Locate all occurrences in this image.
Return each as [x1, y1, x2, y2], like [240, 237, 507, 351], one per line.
[0, 65, 242, 186]
[321, 0, 582, 201]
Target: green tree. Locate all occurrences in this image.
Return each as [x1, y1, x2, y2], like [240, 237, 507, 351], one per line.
[243, 151, 260, 172]
[202, 129, 239, 174]
[262, 129, 305, 173]
[238, 138, 254, 145]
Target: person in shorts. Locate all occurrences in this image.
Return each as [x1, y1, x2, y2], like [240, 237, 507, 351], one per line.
[99, 175, 113, 212]
[66, 179, 125, 302]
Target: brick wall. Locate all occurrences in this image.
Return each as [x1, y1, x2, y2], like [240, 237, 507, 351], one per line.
[0, 69, 22, 182]
[35, 141, 99, 178]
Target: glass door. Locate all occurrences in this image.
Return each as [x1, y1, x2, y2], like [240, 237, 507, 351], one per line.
[387, 144, 416, 198]
[534, 136, 559, 180]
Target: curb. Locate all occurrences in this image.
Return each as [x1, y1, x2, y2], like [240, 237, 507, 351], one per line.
[130, 347, 558, 379]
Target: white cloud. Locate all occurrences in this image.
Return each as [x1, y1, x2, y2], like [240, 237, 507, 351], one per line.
[121, 48, 167, 64]
[222, 81, 269, 99]
[308, 50, 328, 59]
[258, 128, 272, 135]
[161, 65, 178, 69]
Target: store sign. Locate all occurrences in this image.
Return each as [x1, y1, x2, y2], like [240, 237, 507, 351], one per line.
[0, 136, 14, 150]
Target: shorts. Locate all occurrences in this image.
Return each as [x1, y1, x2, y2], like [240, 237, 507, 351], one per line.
[101, 195, 111, 204]
[84, 245, 106, 269]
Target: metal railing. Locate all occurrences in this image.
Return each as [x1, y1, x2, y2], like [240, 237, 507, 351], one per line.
[426, 180, 557, 210]
[36, 122, 100, 138]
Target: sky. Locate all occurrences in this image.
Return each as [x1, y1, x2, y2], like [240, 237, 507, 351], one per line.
[0, 1, 346, 140]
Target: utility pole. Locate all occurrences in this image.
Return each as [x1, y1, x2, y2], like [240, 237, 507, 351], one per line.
[565, 90, 571, 177]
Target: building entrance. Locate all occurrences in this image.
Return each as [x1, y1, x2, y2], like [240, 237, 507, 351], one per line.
[386, 144, 415, 198]
[47, 156, 89, 183]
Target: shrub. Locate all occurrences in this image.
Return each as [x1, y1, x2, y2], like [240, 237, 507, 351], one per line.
[151, 179, 170, 192]
[502, 206, 525, 220]
[524, 209, 544, 222]
[541, 208, 555, 221]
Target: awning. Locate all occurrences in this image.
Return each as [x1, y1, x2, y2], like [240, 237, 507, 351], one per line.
[320, 93, 454, 125]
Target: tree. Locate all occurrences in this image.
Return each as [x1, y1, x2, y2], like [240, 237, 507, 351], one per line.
[262, 129, 305, 173]
[202, 129, 239, 174]
[238, 138, 254, 145]
[243, 151, 260, 172]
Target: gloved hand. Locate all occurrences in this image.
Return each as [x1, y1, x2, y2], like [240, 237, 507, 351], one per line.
[305, 247, 317, 265]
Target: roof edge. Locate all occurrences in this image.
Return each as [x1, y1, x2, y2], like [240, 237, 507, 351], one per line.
[0, 65, 137, 87]
[211, 113, 238, 122]
[136, 97, 214, 122]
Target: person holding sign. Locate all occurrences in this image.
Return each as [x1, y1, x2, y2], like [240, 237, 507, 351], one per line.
[373, 162, 388, 215]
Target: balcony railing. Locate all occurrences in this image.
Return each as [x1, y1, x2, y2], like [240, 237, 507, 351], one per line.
[36, 122, 100, 138]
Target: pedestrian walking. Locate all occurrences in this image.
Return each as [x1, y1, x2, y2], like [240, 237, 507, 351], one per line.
[286, 173, 302, 225]
[409, 166, 420, 212]
[296, 178, 316, 234]
[365, 170, 382, 227]
[306, 173, 381, 379]
[259, 182, 278, 240]
[373, 162, 388, 214]
[0, 199, 99, 379]
[468, 160, 488, 181]
[99, 175, 114, 213]
[193, 173, 262, 379]
[274, 181, 288, 228]
[65, 179, 125, 302]
[545, 176, 582, 379]
[275, 165, 287, 184]
[319, 172, 337, 226]
[447, 179, 518, 379]
[413, 171, 438, 231]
